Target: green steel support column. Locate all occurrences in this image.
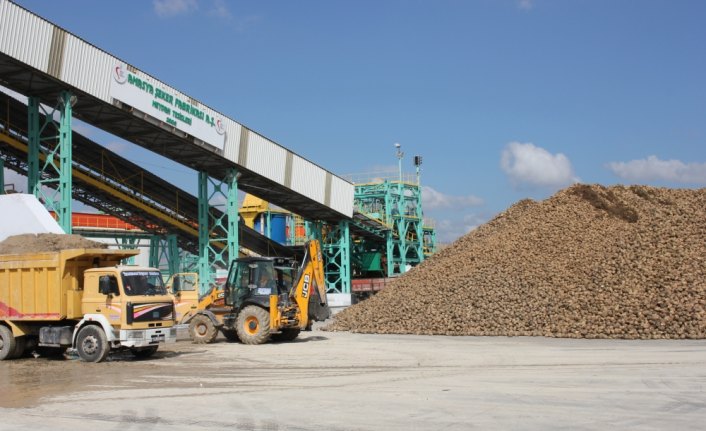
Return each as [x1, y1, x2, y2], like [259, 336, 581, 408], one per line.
[339, 220, 351, 294]
[119, 237, 138, 265]
[386, 231, 394, 277]
[149, 235, 160, 268]
[27, 92, 74, 233]
[415, 185, 425, 262]
[397, 183, 407, 273]
[225, 169, 238, 263]
[57, 91, 73, 233]
[197, 169, 238, 294]
[320, 220, 351, 294]
[27, 96, 40, 194]
[0, 159, 4, 194]
[197, 171, 210, 295]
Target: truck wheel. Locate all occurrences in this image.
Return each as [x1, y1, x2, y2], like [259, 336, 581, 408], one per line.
[131, 346, 158, 359]
[189, 315, 218, 344]
[76, 325, 110, 363]
[236, 306, 271, 345]
[221, 329, 240, 343]
[9, 336, 27, 359]
[271, 328, 300, 342]
[0, 325, 16, 361]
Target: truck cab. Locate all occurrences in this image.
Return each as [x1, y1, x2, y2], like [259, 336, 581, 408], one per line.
[77, 266, 176, 361]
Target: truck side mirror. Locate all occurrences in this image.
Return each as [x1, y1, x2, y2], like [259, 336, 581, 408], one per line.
[172, 277, 181, 292]
[99, 276, 112, 295]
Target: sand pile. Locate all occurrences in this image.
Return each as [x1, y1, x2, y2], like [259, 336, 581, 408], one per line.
[328, 184, 706, 339]
[0, 233, 107, 254]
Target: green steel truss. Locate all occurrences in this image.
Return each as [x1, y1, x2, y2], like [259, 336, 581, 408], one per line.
[27, 92, 74, 233]
[198, 169, 238, 294]
[149, 234, 180, 276]
[353, 179, 430, 277]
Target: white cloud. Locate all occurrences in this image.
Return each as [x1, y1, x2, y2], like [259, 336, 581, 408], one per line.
[422, 186, 483, 210]
[208, 0, 232, 19]
[518, 0, 534, 10]
[501, 141, 579, 189]
[435, 213, 488, 244]
[607, 155, 706, 184]
[154, 0, 198, 17]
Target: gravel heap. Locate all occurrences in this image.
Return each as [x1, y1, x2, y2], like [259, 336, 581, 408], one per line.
[0, 233, 107, 254]
[328, 184, 706, 339]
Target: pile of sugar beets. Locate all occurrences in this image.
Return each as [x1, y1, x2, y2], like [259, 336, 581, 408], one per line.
[328, 184, 706, 339]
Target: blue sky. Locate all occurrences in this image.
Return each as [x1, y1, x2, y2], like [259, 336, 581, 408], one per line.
[6, 0, 706, 243]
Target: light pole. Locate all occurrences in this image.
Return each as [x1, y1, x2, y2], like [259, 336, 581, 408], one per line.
[394, 142, 403, 183]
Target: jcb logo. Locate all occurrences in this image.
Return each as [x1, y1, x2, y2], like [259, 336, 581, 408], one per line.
[302, 274, 310, 298]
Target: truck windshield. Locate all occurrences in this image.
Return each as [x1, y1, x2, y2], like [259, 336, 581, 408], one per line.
[121, 271, 167, 296]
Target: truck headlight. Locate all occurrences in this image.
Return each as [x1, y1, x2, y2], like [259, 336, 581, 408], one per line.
[128, 330, 145, 340]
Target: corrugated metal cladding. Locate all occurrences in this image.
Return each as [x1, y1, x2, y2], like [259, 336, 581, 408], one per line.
[290, 155, 326, 204]
[0, 1, 53, 73]
[1, 0, 355, 218]
[61, 34, 115, 102]
[221, 120, 242, 162]
[329, 177, 355, 217]
[245, 131, 286, 185]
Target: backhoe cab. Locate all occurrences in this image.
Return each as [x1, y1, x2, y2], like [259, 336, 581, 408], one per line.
[223, 240, 330, 344]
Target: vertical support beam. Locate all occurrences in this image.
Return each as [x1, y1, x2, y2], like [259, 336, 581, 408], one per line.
[0, 159, 4, 194]
[119, 236, 138, 265]
[57, 91, 73, 234]
[149, 235, 160, 269]
[27, 96, 40, 194]
[197, 169, 238, 294]
[415, 184, 425, 263]
[339, 220, 351, 294]
[225, 168, 239, 263]
[167, 234, 180, 275]
[386, 231, 394, 277]
[197, 171, 210, 295]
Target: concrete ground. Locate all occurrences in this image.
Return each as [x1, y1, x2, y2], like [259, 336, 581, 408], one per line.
[0, 329, 705, 430]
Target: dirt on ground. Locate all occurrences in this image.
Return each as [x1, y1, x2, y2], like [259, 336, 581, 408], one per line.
[0, 233, 107, 255]
[328, 184, 706, 339]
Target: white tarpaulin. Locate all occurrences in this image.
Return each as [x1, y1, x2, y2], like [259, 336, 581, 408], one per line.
[0, 194, 64, 242]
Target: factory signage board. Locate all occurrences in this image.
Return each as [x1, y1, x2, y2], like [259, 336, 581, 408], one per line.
[109, 63, 226, 151]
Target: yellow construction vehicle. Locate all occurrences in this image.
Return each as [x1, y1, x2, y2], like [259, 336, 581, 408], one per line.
[167, 239, 329, 344]
[222, 239, 330, 344]
[167, 272, 238, 343]
[0, 248, 176, 362]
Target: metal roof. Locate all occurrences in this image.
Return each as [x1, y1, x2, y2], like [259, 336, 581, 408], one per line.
[0, 91, 295, 258]
[0, 0, 353, 222]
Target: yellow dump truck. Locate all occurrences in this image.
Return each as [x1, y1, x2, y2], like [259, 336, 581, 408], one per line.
[0, 248, 176, 362]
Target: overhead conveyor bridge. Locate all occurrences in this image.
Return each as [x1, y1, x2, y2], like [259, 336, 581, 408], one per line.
[0, 0, 353, 223]
[0, 92, 296, 258]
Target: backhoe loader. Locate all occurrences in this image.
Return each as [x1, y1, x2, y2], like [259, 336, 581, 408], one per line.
[222, 239, 330, 344]
[169, 240, 329, 344]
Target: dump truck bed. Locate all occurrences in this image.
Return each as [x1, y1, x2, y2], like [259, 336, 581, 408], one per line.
[0, 248, 138, 321]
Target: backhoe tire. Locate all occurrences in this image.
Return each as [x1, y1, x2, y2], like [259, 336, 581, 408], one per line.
[221, 329, 240, 343]
[236, 306, 271, 345]
[76, 325, 110, 363]
[189, 315, 218, 344]
[0, 325, 16, 361]
[131, 346, 158, 359]
[271, 328, 300, 342]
